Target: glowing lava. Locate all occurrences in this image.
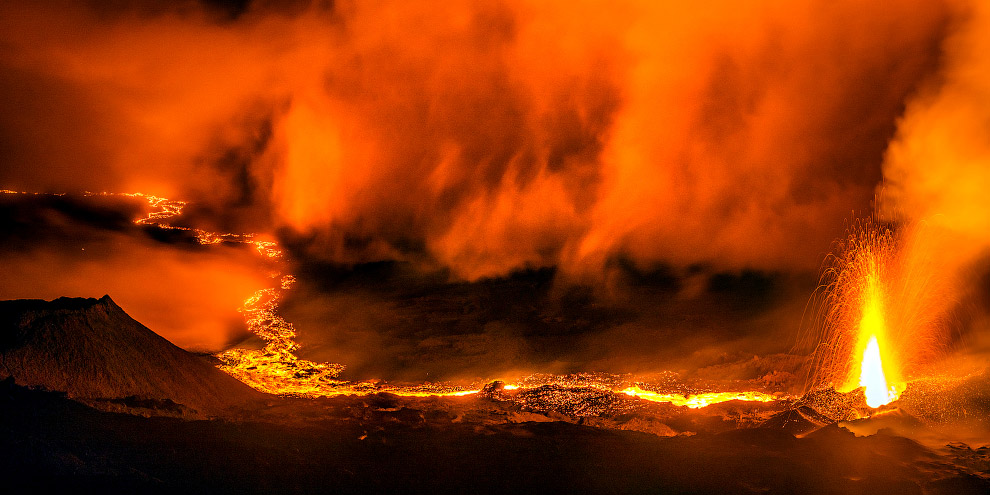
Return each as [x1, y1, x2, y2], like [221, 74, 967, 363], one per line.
[859, 336, 896, 408]
[620, 387, 781, 409]
[2, 189, 792, 407]
[805, 221, 918, 409]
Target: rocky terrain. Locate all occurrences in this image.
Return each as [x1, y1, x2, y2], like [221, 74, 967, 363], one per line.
[0, 296, 987, 494]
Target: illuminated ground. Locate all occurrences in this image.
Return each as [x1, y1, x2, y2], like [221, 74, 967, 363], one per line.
[2, 380, 988, 495]
[1, 293, 988, 494]
[0, 191, 988, 494]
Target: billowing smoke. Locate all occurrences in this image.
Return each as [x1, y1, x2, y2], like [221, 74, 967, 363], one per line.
[11, 0, 990, 382]
[879, 0, 990, 365]
[0, 0, 952, 281]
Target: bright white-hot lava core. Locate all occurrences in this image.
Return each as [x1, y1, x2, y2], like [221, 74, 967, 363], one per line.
[860, 336, 896, 408]
[856, 274, 897, 408]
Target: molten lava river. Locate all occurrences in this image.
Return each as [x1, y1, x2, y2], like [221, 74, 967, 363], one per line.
[3, 189, 982, 425]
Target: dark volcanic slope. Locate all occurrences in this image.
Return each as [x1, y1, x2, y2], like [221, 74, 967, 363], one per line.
[2, 381, 987, 495]
[0, 295, 261, 414]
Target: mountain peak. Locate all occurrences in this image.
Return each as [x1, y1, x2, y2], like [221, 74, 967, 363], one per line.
[0, 295, 262, 415]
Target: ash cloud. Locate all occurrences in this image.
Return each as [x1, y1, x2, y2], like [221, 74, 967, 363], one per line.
[879, 0, 990, 367]
[0, 0, 953, 280]
[3, 0, 985, 378]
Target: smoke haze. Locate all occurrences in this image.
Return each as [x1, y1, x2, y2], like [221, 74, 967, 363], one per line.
[0, 194, 269, 350]
[0, 0, 954, 279]
[878, 1, 990, 367]
[5, 0, 990, 380]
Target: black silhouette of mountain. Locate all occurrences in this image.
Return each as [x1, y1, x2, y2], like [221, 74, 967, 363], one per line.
[0, 295, 262, 415]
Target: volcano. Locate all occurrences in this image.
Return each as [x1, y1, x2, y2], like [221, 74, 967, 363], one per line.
[3, 0, 990, 492]
[0, 294, 986, 494]
[0, 295, 262, 415]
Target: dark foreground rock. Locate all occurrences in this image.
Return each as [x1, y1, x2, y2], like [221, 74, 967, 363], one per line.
[1, 380, 986, 495]
[0, 295, 986, 493]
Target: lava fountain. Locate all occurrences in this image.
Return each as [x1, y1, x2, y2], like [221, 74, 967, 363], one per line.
[852, 271, 898, 408]
[859, 336, 895, 408]
[804, 221, 903, 407]
[806, 219, 958, 409]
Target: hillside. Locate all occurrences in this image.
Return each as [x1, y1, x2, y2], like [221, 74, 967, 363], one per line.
[0, 295, 263, 415]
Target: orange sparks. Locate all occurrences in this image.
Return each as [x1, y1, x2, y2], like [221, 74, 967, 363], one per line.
[816, 223, 901, 406]
[802, 219, 961, 408]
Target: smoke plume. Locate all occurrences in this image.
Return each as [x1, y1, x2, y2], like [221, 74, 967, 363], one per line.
[879, 0, 990, 365]
[0, 0, 953, 281]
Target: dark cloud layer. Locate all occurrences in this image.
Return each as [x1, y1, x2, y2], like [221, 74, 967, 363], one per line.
[0, 194, 269, 351]
[277, 260, 814, 385]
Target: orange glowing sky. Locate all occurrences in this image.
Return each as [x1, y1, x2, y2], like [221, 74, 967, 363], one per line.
[2, 0, 990, 386]
[0, 0, 958, 280]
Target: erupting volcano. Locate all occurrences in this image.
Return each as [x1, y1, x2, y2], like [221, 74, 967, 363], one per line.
[2, 1, 990, 493]
[810, 224, 904, 408]
[804, 218, 967, 417]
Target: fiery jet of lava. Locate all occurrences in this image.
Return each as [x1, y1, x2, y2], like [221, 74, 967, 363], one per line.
[859, 336, 896, 408]
[806, 221, 925, 408]
[850, 268, 899, 408]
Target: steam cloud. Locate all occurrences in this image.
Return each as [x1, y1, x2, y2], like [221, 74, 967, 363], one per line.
[0, 0, 956, 282]
[879, 1, 990, 363]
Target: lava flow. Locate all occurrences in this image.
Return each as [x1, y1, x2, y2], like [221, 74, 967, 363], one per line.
[620, 387, 780, 409]
[13, 190, 785, 408]
[803, 220, 953, 409]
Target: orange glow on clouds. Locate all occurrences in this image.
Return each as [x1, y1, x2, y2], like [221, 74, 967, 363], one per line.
[0, 0, 955, 280]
